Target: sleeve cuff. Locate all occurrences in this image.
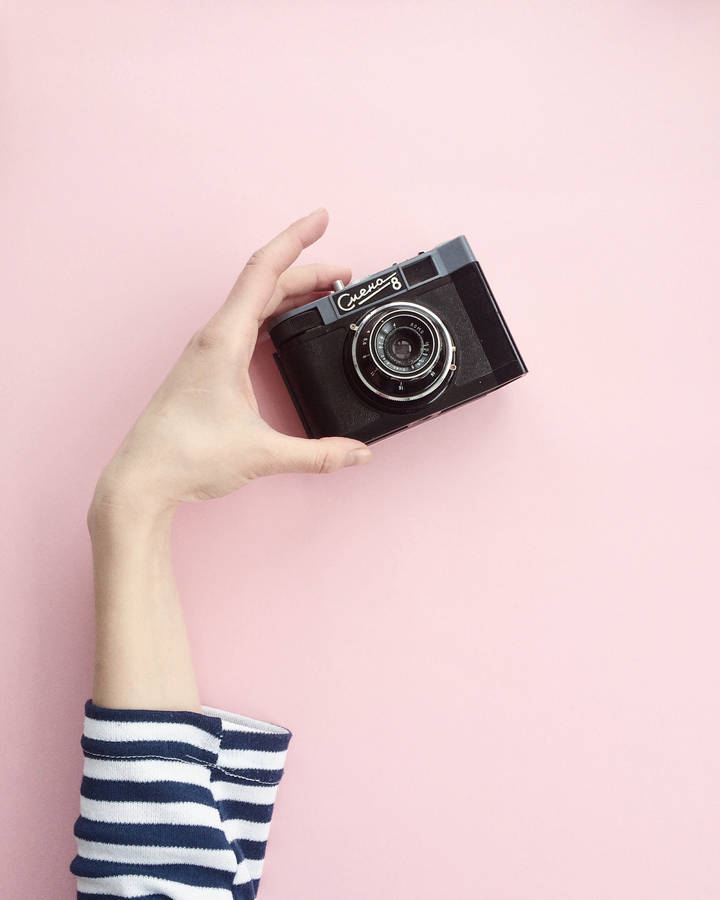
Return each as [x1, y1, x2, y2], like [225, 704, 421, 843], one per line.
[82, 699, 291, 780]
[203, 704, 291, 785]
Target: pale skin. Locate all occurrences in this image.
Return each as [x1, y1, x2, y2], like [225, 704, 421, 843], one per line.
[88, 208, 371, 712]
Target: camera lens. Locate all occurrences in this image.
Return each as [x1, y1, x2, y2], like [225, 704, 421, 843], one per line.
[349, 302, 455, 404]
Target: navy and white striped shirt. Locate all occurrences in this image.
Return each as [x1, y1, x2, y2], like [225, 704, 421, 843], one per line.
[70, 700, 292, 899]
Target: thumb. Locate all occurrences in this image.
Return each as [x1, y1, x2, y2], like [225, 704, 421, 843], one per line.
[264, 431, 372, 476]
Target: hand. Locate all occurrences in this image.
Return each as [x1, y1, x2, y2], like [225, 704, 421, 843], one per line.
[91, 208, 371, 518]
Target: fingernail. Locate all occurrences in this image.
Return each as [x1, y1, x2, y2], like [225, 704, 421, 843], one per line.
[344, 448, 372, 467]
[308, 206, 327, 216]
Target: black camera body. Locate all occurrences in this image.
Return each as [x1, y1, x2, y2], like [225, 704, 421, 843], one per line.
[267, 236, 527, 444]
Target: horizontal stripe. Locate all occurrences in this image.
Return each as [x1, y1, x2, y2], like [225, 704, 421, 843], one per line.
[242, 858, 264, 880]
[214, 766, 284, 784]
[74, 818, 231, 850]
[81, 777, 217, 806]
[83, 757, 212, 787]
[221, 817, 271, 842]
[208, 778, 279, 804]
[80, 797, 221, 827]
[87, 701, 222, 734]
[232, 838, 266, 860]
[219, 729, 290, 752]
[214, 799, 274, 823]
[216, 747, 287, 770]
[76, 874, 233, 898]
[84, 718, 220, 753]
[78, 894, 171, 900]
[82, 737, 217, 765]
[75, 838, 238, 871]
[72, 859, 234, 888]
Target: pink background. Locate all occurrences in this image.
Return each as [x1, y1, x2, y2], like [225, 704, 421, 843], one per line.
[2, 2, 719, 898]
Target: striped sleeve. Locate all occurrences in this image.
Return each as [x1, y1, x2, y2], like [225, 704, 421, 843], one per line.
[71, 700, 291, 900]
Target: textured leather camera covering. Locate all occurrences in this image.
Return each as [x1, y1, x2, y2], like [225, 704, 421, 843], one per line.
[276, 329, 382, 438]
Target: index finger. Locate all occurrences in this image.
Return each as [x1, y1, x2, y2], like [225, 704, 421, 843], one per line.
[221, 207, 330, 327]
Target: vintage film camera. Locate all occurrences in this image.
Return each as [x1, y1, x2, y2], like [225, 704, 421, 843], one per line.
[267, 237, 527, 444]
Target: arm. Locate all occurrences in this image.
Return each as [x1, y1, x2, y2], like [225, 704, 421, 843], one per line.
[71, 209, 372, 898]
[89, 206, 370, 710]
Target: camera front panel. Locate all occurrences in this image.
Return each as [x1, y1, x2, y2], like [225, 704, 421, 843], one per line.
[274, 275, 497, 442]
[270, 238, 527, 444]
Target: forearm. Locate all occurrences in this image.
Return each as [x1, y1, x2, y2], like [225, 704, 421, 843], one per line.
[88, 473, 201, 711]
[82, 209, 366, 711]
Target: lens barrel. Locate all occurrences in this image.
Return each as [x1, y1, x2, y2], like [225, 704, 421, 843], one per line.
[349, 302, 455, 404]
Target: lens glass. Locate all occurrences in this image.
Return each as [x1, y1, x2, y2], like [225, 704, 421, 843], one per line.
[385, 327, 423, 368]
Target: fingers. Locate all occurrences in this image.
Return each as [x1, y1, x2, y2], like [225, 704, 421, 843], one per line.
[221, 208, 330, 329]
[263, 431, 372, 476]
[262, 263, 352, 322]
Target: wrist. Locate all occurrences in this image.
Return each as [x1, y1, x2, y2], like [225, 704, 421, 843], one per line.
[88, 462, 177, 540]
